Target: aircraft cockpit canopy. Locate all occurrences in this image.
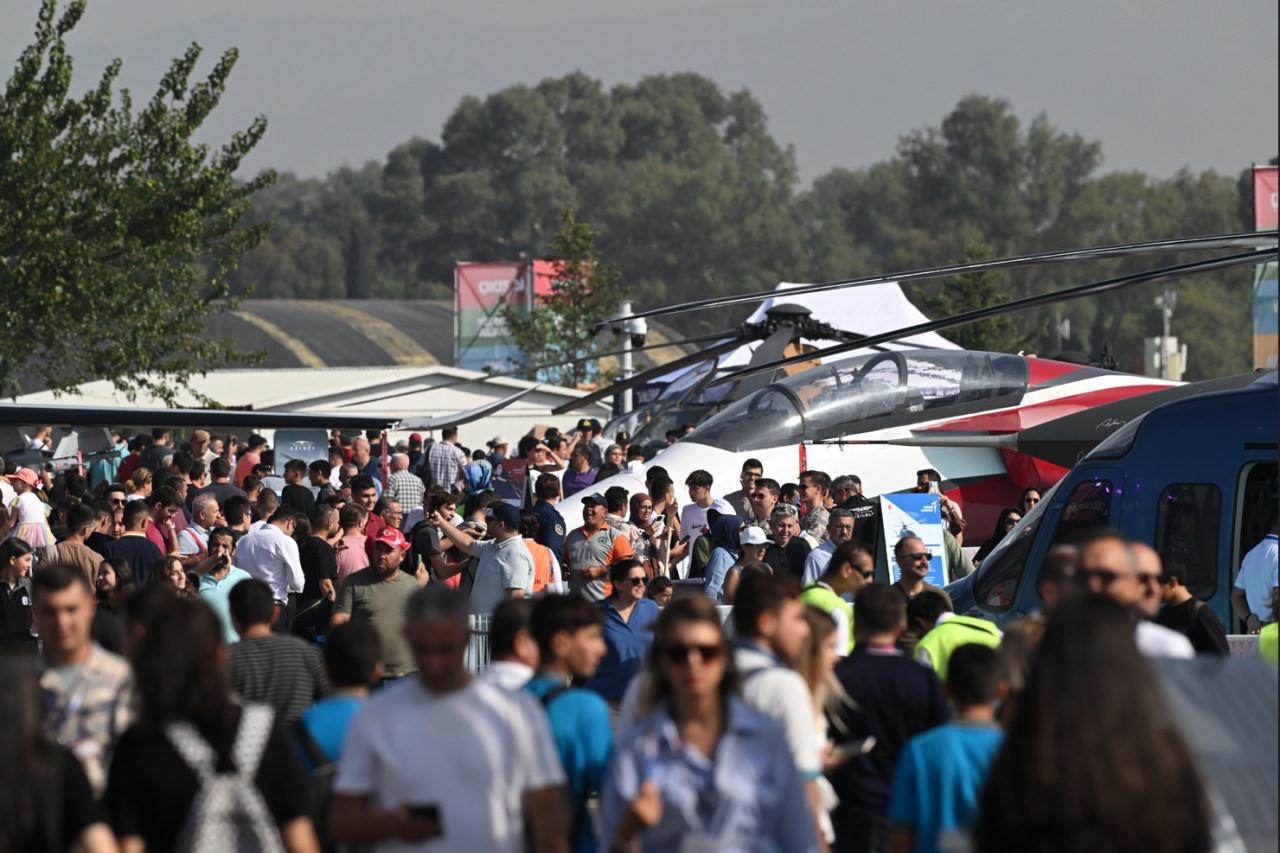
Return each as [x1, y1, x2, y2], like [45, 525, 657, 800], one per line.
[688, 350, 1029, 452]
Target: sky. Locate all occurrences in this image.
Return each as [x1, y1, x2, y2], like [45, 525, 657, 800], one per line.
[2, 0, 1276, 183]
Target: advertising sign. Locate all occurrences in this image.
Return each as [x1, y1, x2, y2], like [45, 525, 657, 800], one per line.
[880, 492, 950, 586]
[493, 457, 529, 508]
[1254, 166, 1278, 370]
[455, 261, 561, 373]
[273, 429, 330, 472]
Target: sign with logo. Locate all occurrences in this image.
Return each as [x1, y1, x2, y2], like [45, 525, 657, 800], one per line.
[273, 429, 329, 474]
[879, 492, 950, 586]
[493, 457, 529, 508]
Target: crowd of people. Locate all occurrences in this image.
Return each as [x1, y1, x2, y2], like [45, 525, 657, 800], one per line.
[0, 420, 1274, 852]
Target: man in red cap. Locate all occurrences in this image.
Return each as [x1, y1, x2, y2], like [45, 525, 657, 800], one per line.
[332, 525, 428, 682]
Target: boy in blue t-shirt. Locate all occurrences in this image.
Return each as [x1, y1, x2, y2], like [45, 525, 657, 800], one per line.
[525, 595, 613, 853]
[299, 621, 384, 766]
[886, 643, 1006, 853]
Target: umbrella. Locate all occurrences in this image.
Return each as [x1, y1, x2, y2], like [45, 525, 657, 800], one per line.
[1151, 655, 1278, 852]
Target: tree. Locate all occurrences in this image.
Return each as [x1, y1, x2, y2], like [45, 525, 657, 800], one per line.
[502, 209, 620, 388]
[0, 0, 272, 403]
[920, 244, 1038, 353]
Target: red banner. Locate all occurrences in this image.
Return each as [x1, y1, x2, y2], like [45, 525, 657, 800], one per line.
[1256, 166, 1278, 231]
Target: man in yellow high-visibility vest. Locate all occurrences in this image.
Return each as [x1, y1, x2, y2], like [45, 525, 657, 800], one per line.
[801, 541, 875, 655]
[910, 590, 1002, 682]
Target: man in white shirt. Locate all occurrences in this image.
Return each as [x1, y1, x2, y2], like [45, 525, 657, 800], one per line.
[802, 509, 856, 585]
[478, 599, 539, 692]
[1231, 523, 1278, 632]
[331, 584, 568, 852]
[234, 508, 306, 635]
[429, 502, 535, 615]
[678, 469, 732, 577]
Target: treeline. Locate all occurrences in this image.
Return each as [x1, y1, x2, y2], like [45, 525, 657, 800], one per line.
[228, 72, 1266, 379]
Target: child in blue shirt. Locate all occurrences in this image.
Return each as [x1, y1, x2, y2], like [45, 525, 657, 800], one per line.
[299, 621, 384, 766]
[886, 643, 1006, 853]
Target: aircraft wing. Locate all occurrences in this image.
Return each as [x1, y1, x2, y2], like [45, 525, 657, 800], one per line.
[393, 384, 542, 430]
[0, 403, 397, 431]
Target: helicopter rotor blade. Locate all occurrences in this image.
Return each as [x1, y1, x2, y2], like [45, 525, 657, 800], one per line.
[708, 248, 1276, 388]
[549, 336, 747, 416]
[730, 325, 803, 398]
[600, 231, 1277, 327]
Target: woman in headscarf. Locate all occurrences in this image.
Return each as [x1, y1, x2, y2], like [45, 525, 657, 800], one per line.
[702, 513, 742, 603]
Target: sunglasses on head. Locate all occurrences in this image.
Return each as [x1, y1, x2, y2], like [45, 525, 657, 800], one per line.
[662, 642, 724, 665]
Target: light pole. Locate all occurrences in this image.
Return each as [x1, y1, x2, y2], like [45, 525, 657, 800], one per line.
[610, 299, 646, 415]
[1154, 289, 1177, 379]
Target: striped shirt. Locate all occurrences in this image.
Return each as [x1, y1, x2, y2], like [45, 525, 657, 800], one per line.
[427, 441, 467, 490]
[229, 634, 328, 723]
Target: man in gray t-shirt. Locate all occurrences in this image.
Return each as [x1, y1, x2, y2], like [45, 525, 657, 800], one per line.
[429, 502, 533, 614]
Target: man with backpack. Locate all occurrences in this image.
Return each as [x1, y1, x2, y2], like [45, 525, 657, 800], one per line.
[525, 595, 613, 853]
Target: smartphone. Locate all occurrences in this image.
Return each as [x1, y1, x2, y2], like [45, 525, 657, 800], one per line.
[406, 803, 443, 836]
[679, 535, 690, 544]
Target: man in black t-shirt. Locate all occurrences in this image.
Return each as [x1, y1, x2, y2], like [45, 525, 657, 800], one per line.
[280, 459, 317, 519]
[1154, 556, 1229, 656]
[295, 505, 340, 641]
[837, 475, 881, 546]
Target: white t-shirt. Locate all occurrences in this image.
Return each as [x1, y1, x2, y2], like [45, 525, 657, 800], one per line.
[335, 677, 565, 853]
[676, 498, 733, 578]
[1234, 533, 1278, 622]
[468, 536, 534, 616]
[1135, 620, 1195, 659]
[733, 644, 822, 776]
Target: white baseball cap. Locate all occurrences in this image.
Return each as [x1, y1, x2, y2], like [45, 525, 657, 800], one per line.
[740, 526, 769, 546]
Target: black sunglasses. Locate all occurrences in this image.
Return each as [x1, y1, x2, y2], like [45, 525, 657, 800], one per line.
[1078, 568, 1121, 586]
[858, 569, 874, 579]
[905, 551, 932, 562]
[662, 642, 724, 665]
[626, 576, 647, 587]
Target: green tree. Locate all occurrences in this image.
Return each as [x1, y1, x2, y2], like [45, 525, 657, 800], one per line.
[921, 244, 1038, 353]
[0, 0, 272, 402]
[502, 209, 620, 388]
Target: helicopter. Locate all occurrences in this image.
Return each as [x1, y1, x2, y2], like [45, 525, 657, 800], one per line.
[555, 231, 1277, 536]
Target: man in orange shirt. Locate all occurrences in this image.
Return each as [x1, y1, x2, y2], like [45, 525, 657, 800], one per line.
[564, 493, 634, 601]
[233, 434, 268, 487]
[519, 510, 554, 594]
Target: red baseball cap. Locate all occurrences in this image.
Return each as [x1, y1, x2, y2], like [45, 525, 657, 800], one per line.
[370, 525, 409, 551]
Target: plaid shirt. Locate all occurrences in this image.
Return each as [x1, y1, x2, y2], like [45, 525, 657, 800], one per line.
[40, 644, 136, 794]
[386, 469, 426, 511]
[427, 441, 468, 490]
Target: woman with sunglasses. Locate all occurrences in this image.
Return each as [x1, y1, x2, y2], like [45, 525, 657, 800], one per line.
[973, 507, 1022, 566]
[601, 596, 820, 852]
[586, 559, 661, 713]
[1019, 488, 1041, 514]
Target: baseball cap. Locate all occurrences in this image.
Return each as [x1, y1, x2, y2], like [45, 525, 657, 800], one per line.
[370, 526, 409, 551]
[13, 468, 40, 489]
[484, 502, 521, 529]
[576, 418, 594, 432]
[409, 432, 423, 444]
[580, 492, 607, 507]
[740, 527, 769, 546]
[770, 504, 799, 519]
[487, 436, 507, 448]
[616, 429, 632, 443]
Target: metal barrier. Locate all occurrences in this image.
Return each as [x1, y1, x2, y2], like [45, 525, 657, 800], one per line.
[1227, 634, 1260, 657]
[466, 613, 493, 674]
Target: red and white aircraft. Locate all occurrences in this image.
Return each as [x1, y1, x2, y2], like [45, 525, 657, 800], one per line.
[561, 348, 1176, 535]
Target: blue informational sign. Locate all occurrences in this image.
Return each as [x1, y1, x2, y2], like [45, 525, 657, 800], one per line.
[880, 492, 950, 586]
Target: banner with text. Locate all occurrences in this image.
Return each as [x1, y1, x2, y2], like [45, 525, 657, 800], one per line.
[1254, 166, 1278, 370]
[880, 492, 950, 586]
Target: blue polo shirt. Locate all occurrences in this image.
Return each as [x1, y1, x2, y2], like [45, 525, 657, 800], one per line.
[585, 597, 660, 702]
[198, 566, 253, 643]
[525, 677, 613, 853]
[532, 500, 567, 559]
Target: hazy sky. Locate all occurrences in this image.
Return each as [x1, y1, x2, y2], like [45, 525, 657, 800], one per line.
[3, 0, 1276, 183]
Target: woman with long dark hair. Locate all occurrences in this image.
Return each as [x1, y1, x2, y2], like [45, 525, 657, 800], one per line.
[0, 653, 116, 852]
[601, 596, 820, 851]
[95, 557, 134, 615]
[0, 539, 36, 652]
[973, 507, 1022, 565]
[149, 555, 196, 602]
[104, 598, 318, 852]
[974, 595, 1211, 853]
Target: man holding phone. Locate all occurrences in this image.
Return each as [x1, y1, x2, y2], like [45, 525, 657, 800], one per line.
[331, 585, 569, 852]
[194, 526, 254, 643]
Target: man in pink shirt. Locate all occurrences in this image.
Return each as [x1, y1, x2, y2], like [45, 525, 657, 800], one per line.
[143, 486, 182, 556]
[334, 503, 370, 585]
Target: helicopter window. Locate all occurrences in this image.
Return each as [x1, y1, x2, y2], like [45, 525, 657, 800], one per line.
[1232, 462, 1279, 608]
[688, 350, 1029, 452]
[1154, 483, 1221, 600]
[972, 482, 1057, 611]
[1050, 479, 1114, 544]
